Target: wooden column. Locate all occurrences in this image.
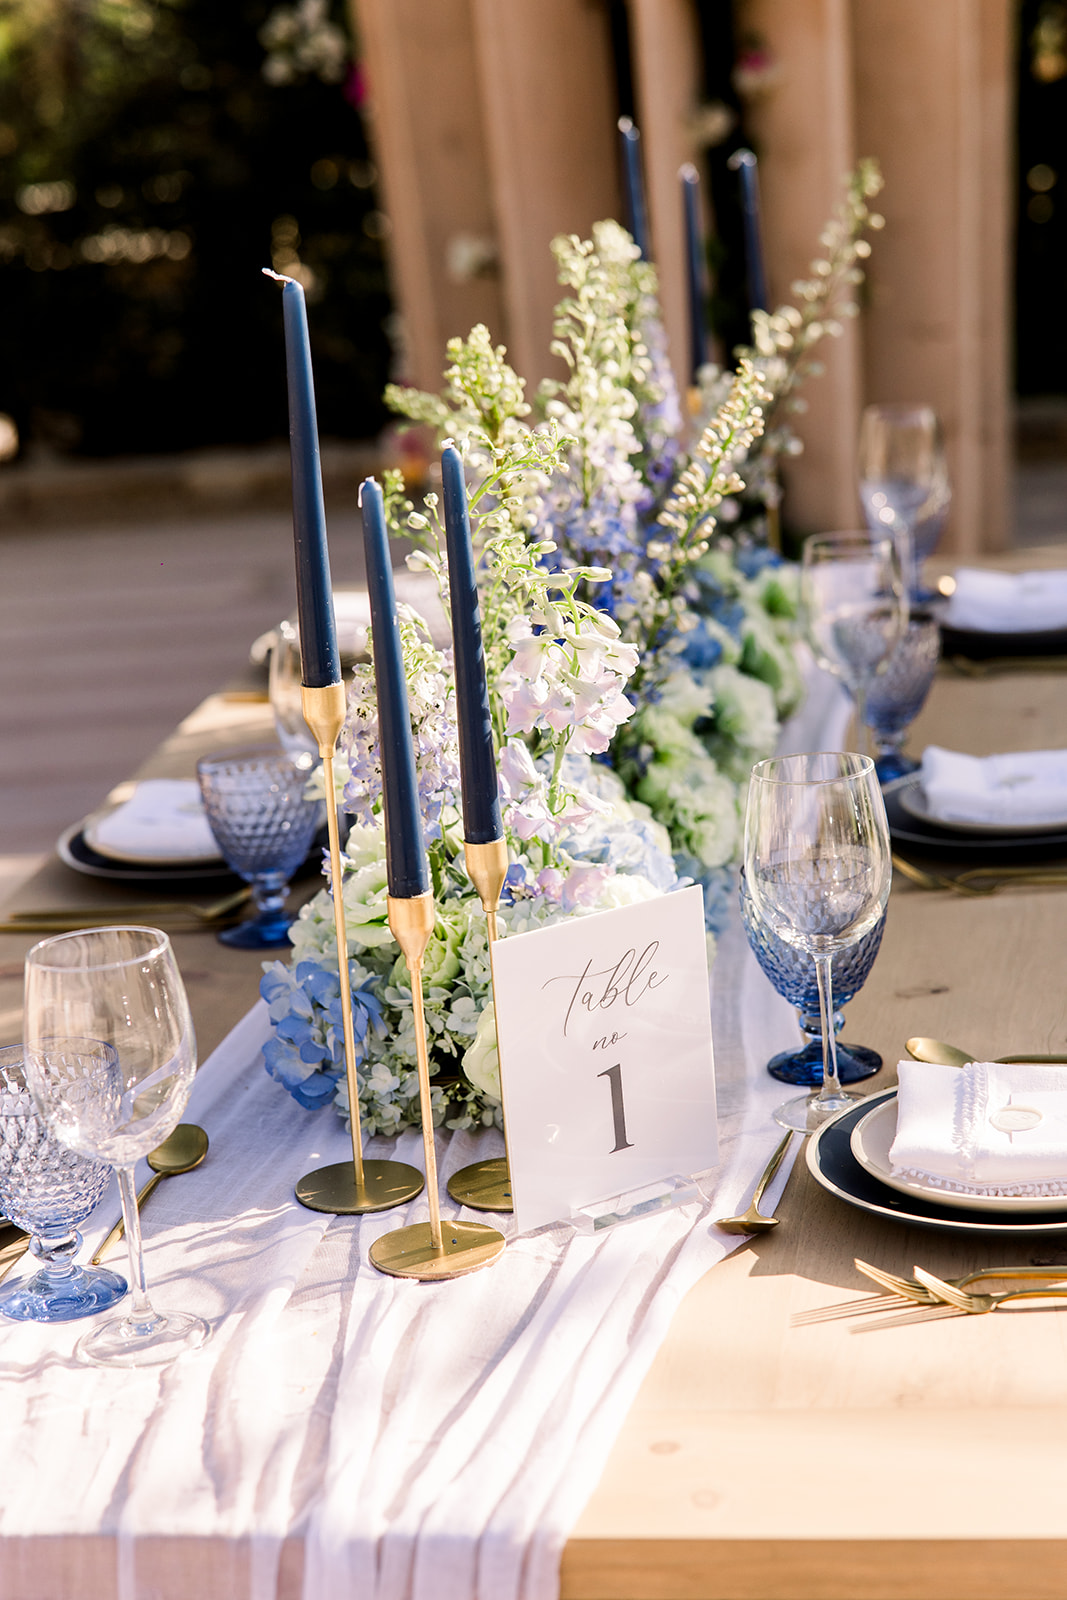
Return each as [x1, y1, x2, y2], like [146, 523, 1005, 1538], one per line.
[851, 0, 1012, 554]
[351, 0, 506, 391]
[627, 0, 704, 397]
[738, 0, 863, 536]
[470, 0, 621, 389]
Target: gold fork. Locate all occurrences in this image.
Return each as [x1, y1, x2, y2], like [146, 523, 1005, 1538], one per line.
[892, 855, 1067, 897]
[854, 1258, 1067, 1305]
[914, 1265, 1067, 1314]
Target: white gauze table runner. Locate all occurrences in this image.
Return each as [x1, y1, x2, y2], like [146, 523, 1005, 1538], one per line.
[0, 665, 850, 1600]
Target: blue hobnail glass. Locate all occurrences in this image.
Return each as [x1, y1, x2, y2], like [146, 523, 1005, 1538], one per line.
[863, 610, 941, 784]
[197, 747, 324, 948]
[739, 872, 886, 1086]
[0, 1044, 127, 1323]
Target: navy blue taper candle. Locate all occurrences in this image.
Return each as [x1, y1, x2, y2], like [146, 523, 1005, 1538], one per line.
[440, 446, 503, 846]
[617, 117, 650, 261]
[729, 148, 768, 315]
[267, 270, 341, 688]
[359, 477, 430, 899]
[680, 164, 707, 385]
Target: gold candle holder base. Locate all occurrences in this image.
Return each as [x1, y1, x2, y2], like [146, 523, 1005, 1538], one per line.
[446, 1157, 512, 1212]
[296, 1159, 424, 1215]
[447, 837, 515, 1215]
[367, 890, 506, 1281]
[369, 1218, 506, 1280]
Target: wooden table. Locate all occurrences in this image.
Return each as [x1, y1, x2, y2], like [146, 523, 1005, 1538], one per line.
[4, 643, 1067, 1599]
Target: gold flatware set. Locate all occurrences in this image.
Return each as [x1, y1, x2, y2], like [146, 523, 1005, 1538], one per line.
[855, 1258, 1067, 1315]
[0, 888, 252, 937]
[892, 854, 1067, 897]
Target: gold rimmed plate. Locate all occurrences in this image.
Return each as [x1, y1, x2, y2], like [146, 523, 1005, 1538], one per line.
[849, 1095, 1067, 1216]
[897, 777, 1067, 839]
[58, 821, 237, 884]
[807, 1091, 1067, 1235]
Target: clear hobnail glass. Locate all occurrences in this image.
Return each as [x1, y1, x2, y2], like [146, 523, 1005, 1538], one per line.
[862, 610, 941, 783]
[197, 746, 324, 948]
[0, 1043, 127, 1323]
[739, 873, 885, 1086]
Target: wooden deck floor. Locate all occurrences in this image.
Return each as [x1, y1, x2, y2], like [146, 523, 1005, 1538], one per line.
[0, 508, 368, 856]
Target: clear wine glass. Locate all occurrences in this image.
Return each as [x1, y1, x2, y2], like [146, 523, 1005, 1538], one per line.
[268, 620, 319, 772]
[744, 753, 892, 1132]
[858, 403, 942, 596]
[23, 927, 209, 1366]
[800, 531, 906, 747]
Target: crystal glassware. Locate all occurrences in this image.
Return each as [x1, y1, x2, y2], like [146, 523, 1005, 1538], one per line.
[800, 531, 906, 746]
[23, 927, 207, 1366]
[858, 402, 943, 597]
[862, 609, 941, 783]
[739, 873, 885, 1085]
[269, 620, 319, 772]
[197, 746, 323, 948]
[744, 752, 893, 1131]
[0, 1042, 127, 1323]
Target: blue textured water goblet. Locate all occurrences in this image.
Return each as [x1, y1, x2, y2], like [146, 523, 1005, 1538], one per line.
[739, 873, 885, 1086]
[862, 609, 941, 784]
[197, 747, 324, 948]
[0, 1043, 127, 1323]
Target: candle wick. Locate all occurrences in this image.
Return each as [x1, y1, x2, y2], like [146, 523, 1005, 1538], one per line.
[262, 267, 294, 285]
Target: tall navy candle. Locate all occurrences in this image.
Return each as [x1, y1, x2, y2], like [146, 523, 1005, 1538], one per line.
[359, 477, 430, 899]
[440, 446, 503, 846]
[266, 269, 341, 688]
[617, 117, 650, 261]
[680, 164, 707, 385]
[728, 149, 768, 315]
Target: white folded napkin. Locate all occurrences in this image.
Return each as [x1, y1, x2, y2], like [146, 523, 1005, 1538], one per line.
[920, 744, 1067, 825]
[943, 567, 1067, 633]
[891, 1059, 1067, 1196]
[86, 779, 222, 863]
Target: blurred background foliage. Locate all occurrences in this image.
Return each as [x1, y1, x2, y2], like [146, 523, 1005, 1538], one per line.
[0, 0, 392, 459]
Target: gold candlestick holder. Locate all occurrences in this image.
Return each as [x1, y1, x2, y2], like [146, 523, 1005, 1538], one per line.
[293, 683, 426, 1216]
[446, 838, 514, 1215]
[369, 890, 506, 1279]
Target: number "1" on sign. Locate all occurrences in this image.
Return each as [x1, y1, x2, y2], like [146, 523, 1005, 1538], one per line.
[596, 1063, 634, 1153]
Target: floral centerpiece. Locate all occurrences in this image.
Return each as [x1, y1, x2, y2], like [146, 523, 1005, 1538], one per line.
[261, 162, 884, 1134]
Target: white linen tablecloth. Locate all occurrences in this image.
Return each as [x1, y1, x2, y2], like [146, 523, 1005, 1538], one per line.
[0, 667, 851, 1600]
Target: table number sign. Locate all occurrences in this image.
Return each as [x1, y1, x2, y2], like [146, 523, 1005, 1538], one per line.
[492, 885, 718, 1233]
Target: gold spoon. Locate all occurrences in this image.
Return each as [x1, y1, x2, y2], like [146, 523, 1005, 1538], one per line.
[91, 1123, 210, 1263]
[905, 1036, 1067, 1068]
[714, 1131, 793, 1235]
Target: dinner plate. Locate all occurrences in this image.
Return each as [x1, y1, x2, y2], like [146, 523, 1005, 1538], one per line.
[806, 1091, 1067, 1234]
[940, 622, 1067, 661]
[58, 822, 237, 884]
[849, 1095, 1067, 1215]
[883, 776, 1067, 861]
[897, 777, 1067, 838]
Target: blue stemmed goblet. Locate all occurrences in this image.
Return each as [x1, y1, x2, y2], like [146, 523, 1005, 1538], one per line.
[740, 869, 886, 1087]
[0, 1043, 127, 1323]
[197, 747, 323, 948]
[862, 609, 941, 784]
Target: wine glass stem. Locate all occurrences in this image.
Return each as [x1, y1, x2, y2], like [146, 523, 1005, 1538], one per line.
[117, 1163, 159, 1332]
[853, 684, 868, 759]
[813, 953, 843, 1105]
